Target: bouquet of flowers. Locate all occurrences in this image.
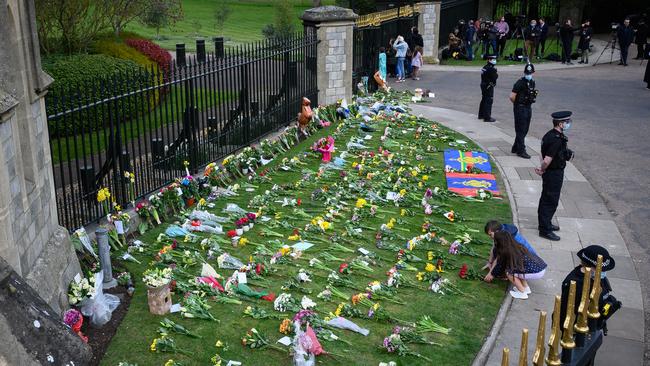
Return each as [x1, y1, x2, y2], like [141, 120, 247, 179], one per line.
[241, 328, 286, 353]
[159, 318, 201, 338]
[181, 294, 217, 321]
[150, 336, 190, 355]
[217, 253, 245, 269]
[381, 333, 431, 361]
[243, 306, 284, 320]
[273, 293, 301, 313]
[68, 275, 96, 305]
[142, 268, 173, 288]
[393, 326, 440, 345]
[415, 315, 451, 335]
[116, 272, 132, 287]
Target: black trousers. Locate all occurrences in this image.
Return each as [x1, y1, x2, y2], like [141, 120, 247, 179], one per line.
[636, 43, 646, 58]
[478, 84, 494, 120]
[620, 44, 629, 64]
[538, 169, 564, 233]
[562, 40, 572, 62]
[512, 103, 531, 154]
[537, 38, 547, 56]
[498, 38, 507, 56]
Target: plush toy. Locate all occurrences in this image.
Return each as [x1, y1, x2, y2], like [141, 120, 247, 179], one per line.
[297, 97, 313, 132]
[374, 71, 388, 91]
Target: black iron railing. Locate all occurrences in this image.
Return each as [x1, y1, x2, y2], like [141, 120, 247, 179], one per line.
[47, 33, 318, 231]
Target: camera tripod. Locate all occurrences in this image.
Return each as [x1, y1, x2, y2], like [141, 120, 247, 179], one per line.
[592, 34, 617, 65]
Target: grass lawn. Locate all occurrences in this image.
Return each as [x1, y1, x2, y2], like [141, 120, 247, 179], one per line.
[126, 0, 336, 52]
[100, 92, 511, 365]
[442, 36, 565, 66]
[50, 89, 236, 164]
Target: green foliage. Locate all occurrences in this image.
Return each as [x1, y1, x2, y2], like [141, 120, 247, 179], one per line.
[139, 0, 185, 37]
[93, 38, 158, 70]
[42, 53, 153, 138]
[213, 0, 232, 35]
[261, 0, 296, 39]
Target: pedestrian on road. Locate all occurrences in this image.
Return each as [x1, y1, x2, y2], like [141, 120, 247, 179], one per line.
[509, 63, 537, 158]
[617, 18, 634, 66]
[536, 17, 549, 58]
[560, 19, 577, 64]
[392, 36, 409, 82]
[577, 20, 592, 64]
[486, 231, 547, 300]
[478, 55, 498, 122]
[560, 245, 620, 334]
[634, 19, 648, 59]
[535, 111, 574, 241]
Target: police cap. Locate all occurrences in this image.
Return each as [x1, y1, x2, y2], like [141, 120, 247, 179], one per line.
[524, 63, 535, 74]
[487, 55, 497, 59]
[576, 245, 616, 271]
[551, 111, 572, 121]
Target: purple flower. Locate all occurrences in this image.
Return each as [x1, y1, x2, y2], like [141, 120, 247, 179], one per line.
[425, 188, 433, 198]
[63, 309, 81, 326]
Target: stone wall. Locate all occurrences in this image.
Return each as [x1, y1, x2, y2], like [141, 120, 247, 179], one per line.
[0, 0, 81, 315]
[302, 6, 357, 105]
[418, 1, 442, 63]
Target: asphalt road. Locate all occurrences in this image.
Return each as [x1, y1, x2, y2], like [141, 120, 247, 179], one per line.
[396, 59, 650, 360]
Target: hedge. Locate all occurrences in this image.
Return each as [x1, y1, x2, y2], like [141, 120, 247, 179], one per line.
[125, 38, 172, 72]
[43, 53, 155, 139]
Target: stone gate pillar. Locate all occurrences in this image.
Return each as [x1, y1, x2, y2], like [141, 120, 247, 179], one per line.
[301, 6, 358, 105]
[417, 1, 442, 63]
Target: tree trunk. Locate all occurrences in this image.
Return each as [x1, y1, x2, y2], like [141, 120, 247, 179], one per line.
[312, 0, 322, 6]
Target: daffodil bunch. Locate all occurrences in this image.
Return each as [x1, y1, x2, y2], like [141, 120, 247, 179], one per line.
[150, 336, 190, 355]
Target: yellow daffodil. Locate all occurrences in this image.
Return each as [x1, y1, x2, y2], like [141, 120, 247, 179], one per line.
[355, 198, 367, 208]
[411, 170, 418, 177]
[288, 234, 300, 241]
[418, 182, 423, 188]
[164, 360, 175, 366]
[427, 251, 434, 261]
[239, 237, 249, 246]
[352, 162, 358, 168]
[416, 272, 424, 281]
[425, 263, 435, 272]
[150, 338, 158, 352]
[422, 175, 429, 181]
[280, 247, 292, 255]
[399, 189, 407, 197]
[319, 220, 331, 231]
[215, 340, 223, 348]
[400, 209, 406, 216]
[97, 187, 110, 203]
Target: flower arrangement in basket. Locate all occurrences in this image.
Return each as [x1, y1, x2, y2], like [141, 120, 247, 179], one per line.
[142, 268, 173, 315]
[313, 136, 335, 162]
[142, 267, 173, 289]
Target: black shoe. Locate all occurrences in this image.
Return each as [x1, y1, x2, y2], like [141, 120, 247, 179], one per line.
[624, 63, 628, 66]
[484, 118, 496, 122]
[517, 152, 531, 159]
[550, 224, 560, 231]
[578, 61, 584, 64]
[618, 61, 624, 65]
[540, 231, 561, 241]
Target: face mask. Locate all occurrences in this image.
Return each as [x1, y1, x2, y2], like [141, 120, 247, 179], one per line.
[563, 121, 572, 133]
[524, 74, 533, 81]
[489, 60, 497, 65]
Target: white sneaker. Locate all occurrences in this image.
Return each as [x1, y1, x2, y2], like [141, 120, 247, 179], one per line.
[510, 289, 529, 299]
[524, 286, 531, 295]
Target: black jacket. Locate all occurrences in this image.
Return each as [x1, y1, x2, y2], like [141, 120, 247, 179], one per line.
[524, 25, 540, 41]
[538, 22, 549, 40]
[635, 23, 648, 44]
[480, 63, 498, 86]
[560, 25, 576, 43]
[617, 25, 634, 46]
[560, 266, 612, 330]
[578, 26, 593, 50]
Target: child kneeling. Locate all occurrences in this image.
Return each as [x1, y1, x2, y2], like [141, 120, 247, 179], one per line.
[485, 231, 547, 299]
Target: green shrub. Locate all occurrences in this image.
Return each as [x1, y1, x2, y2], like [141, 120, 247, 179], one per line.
[93, 39, 158, 70]
[43, 53, 154, 138]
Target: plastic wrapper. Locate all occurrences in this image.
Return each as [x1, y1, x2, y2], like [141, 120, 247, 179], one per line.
[223, 203, 247, 215]
[217, 253, 245, 269]
[80, 272, 120, 327]
[165, 225, 192, 238]
[190, 209, 229, 223]
[325, 317, 369, 336]
[182, 220, 223, 234]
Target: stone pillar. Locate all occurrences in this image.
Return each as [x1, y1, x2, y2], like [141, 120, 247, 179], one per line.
[301, 6, 358, 105]
[417, 2, 442, 63]
[0, 0, 81, 315]
[477, 0, 495, 20]
[96, 228, 117, 289]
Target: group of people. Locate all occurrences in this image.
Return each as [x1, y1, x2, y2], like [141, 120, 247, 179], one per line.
[481, 218, 619, 335]
[375, 27, 424, 85]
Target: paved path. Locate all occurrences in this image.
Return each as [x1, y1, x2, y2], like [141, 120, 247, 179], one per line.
[409, 104, 645, 365]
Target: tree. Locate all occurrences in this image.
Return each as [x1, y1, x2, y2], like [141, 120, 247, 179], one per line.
[262, 0, 295, 39]
[139, 0, 184, 38]
[213, 1, 232, 36]
[35, 0, 108, 54]
[100, 0, 149, 38]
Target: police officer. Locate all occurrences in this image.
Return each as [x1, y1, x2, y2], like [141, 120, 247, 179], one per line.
[478, 55, 498, 122]
[509, 63, 537, 159]
[535, 111, 573, 241]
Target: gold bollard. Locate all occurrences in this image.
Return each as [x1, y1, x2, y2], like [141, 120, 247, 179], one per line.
[588, 255, 604, 320]
[574, 268, 592, 334]
[561, 281, 577, 349]
[519, 328, 529, 366]
[546, 296, 562, 365]
[502, 347, 510, 366]
[532, 311, 547, 366]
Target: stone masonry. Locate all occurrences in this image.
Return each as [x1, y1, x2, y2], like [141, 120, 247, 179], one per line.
[0, 0, 81, 315]
[302, 6, 357, 105]
[417, 1, 442, 63]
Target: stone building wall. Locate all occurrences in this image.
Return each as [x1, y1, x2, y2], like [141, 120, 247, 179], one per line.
[0, 0, 81, 315]
[418, 1, 442, 63]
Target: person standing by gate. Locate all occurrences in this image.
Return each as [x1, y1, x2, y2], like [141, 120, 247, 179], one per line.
[495, 16, 510, 57]
[536, 17, 549, 58]
[524, 19, 540, 61]
[478, 55, 498, 122]
[535, 111, 574, 241]
[577, 20, 592, 64]
[560, 19, 576, 64]
[393, 36, 408, 82]
[509, 63, 537, 159]
[466, 20, 477, 61]
[617, 18, 634, 66]
[634, 19, 648, 59]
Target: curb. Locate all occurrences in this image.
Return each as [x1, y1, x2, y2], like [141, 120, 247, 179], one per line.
[407, 103, 524, 366]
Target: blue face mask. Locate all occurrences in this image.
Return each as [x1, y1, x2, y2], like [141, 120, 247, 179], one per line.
[524, 74, 533, 81]
[563, 121, 572, 133]
[489, 59, 497, 65]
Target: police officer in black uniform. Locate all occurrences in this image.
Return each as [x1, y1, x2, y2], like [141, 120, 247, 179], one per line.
[478, 55, 498, 122]
[509, 63, 538, 159]
[535, 111, 573, 241]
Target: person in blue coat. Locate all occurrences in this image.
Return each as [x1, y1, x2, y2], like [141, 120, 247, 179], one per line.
[465, 20, 477, 61]
[617, 18, 635, 66]
[483, 219, 539, 287]
[392, 36, 409, 82]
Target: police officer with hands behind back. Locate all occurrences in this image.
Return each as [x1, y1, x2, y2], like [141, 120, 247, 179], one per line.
[535, 111, 574, 241]
[509, 63, 538, 159]
[478, 55, 498, 122]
